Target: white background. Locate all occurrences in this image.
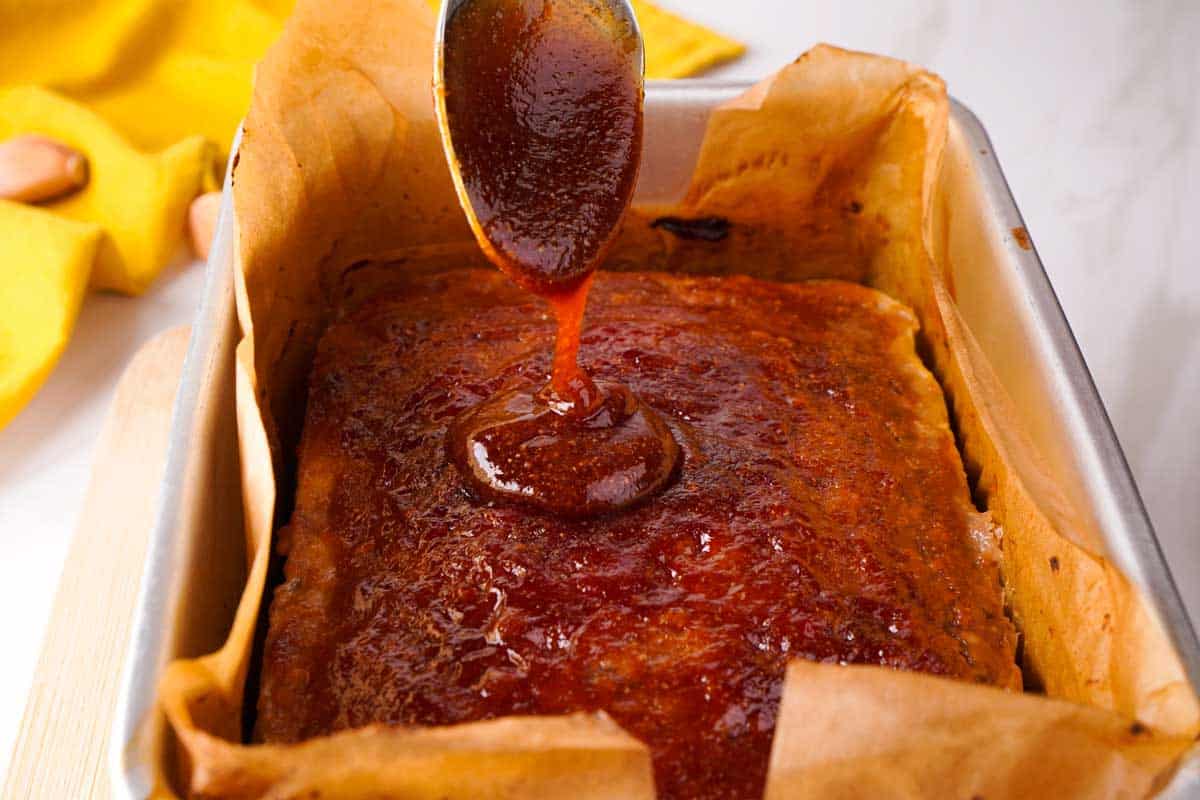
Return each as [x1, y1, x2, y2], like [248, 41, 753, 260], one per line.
[1, 0, 1197, 783]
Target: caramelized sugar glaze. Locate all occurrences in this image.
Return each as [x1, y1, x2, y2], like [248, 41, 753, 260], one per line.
[258, 269, 1018, 800]
[437, 0, 676, 517]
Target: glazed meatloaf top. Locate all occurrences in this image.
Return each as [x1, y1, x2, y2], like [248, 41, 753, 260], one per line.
[256, 268, 1018, 800]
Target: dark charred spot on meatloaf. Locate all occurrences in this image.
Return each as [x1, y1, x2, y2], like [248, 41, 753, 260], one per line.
[649, 215, 732, 242]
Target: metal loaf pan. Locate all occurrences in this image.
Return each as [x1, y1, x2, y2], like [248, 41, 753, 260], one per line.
[109, 81, 1200, 797]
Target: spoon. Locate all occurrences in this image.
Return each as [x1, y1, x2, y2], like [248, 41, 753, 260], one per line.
[433, 0, 678, 519]
[433, 0, 645, 296]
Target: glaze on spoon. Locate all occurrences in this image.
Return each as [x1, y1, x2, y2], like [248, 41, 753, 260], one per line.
[436, 0, 679, 516]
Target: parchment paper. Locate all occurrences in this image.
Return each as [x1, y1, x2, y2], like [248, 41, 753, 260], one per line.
[156, 0, 1200, 796]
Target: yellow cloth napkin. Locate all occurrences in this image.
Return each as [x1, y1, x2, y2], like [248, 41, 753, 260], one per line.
[634, 2, 745, 78]
[0, 87, 216, 294]
[0, 200, 100, 429]
[0, 0, 743, 429]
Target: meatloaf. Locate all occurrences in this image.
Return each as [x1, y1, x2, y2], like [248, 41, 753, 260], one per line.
[256, 268, 1018, 800]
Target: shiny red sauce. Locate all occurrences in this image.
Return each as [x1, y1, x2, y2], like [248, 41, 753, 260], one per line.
[258, 269, 1019, 800]
[439, 0, 674, 516]
[447, 379, 680, 518]
[546, 276, 595, 401]
[440, 0, 643, 294]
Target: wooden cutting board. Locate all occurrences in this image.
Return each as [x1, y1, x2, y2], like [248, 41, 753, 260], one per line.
[3, 326, 191, 800]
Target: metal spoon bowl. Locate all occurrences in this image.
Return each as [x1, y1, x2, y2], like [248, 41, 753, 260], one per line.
[433, 0, 645, 293]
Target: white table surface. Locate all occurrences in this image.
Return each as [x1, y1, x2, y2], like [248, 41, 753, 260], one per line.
[2, 0, 1197, 783]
